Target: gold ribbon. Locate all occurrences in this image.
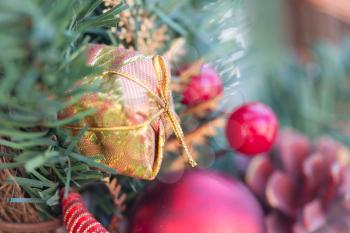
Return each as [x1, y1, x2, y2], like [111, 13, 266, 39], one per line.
[66, 55, 197, 167]
[152, 55, 197, 167]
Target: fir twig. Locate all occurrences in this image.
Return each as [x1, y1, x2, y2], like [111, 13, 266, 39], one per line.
[0, 0, 127, 220]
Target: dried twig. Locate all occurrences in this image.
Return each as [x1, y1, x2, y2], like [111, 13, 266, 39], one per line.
[104, 0, 169, 55]
[165, 117, 226, 170]
[180, 95, 222, 118]
[163, 38, 187, 63]
[179, 60, 204, 81]
[104, 177, 127, 233]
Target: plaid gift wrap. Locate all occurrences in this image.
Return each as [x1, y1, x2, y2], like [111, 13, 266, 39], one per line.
[60, 45, 196, 180]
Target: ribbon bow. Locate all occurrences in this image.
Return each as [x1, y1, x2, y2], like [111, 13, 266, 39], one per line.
[152, 55, 197, 167]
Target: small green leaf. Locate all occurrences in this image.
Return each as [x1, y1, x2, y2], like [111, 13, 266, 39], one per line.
[77, 3, 128, 31]
[45, 108, 96, 127]
[70, 152, 117, 174]
[39, 186, 57, 198]
[70, 164, 89, 171]
[64, 126, 87, 157]
[64, 157, 71, 197]
[76, 0, 104, 21]
[0, 162, 23, 170]
[24, 151, 60, 171]
[46, 190, 60, 206]
[8, 198, 44, 203]
[30, 170, 57, 187]
[7, 177, 55, 188]
[0, 129, 47, 139]
[0, 138, 56, 149]
[153, 7, 187, 36]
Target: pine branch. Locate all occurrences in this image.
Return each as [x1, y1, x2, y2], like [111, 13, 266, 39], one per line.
[0, 0, 127, 220]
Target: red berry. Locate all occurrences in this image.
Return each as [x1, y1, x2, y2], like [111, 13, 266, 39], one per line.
[181, 64, 222, 106]
[226, 102, 279, 156]
[129, 170, 266, 233]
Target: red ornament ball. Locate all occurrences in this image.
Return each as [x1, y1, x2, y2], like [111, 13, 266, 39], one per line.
[129, 170, 266, 233]
[181, 64, 222, 106]
[226, 102, 279, 156]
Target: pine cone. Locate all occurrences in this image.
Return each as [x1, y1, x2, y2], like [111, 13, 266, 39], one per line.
[245, 129, 350, 233]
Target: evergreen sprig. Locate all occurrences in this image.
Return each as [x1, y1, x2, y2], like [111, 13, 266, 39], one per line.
[0, 0, 126, 218]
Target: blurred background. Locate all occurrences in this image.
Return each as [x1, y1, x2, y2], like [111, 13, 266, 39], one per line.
[1, 0, 350, 232]
[244, 0, 350, 141]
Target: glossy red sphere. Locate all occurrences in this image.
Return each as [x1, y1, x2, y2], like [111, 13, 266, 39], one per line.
[226, 102, 279, 156]
[181, 64, 222, 106]
[129, 170, 266, 233]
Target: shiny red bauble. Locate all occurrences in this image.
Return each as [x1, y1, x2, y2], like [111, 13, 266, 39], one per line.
[226, 102, 279, 156]
[129, 170, 266, 233]
[181, 64, 222, 106]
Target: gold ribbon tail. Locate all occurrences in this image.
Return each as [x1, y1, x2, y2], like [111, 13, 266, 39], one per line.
[166, 112, 198, 167]
[152, 55, 198, 167]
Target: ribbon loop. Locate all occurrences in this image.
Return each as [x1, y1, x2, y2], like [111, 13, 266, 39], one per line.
[152, 56, 197, 167]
